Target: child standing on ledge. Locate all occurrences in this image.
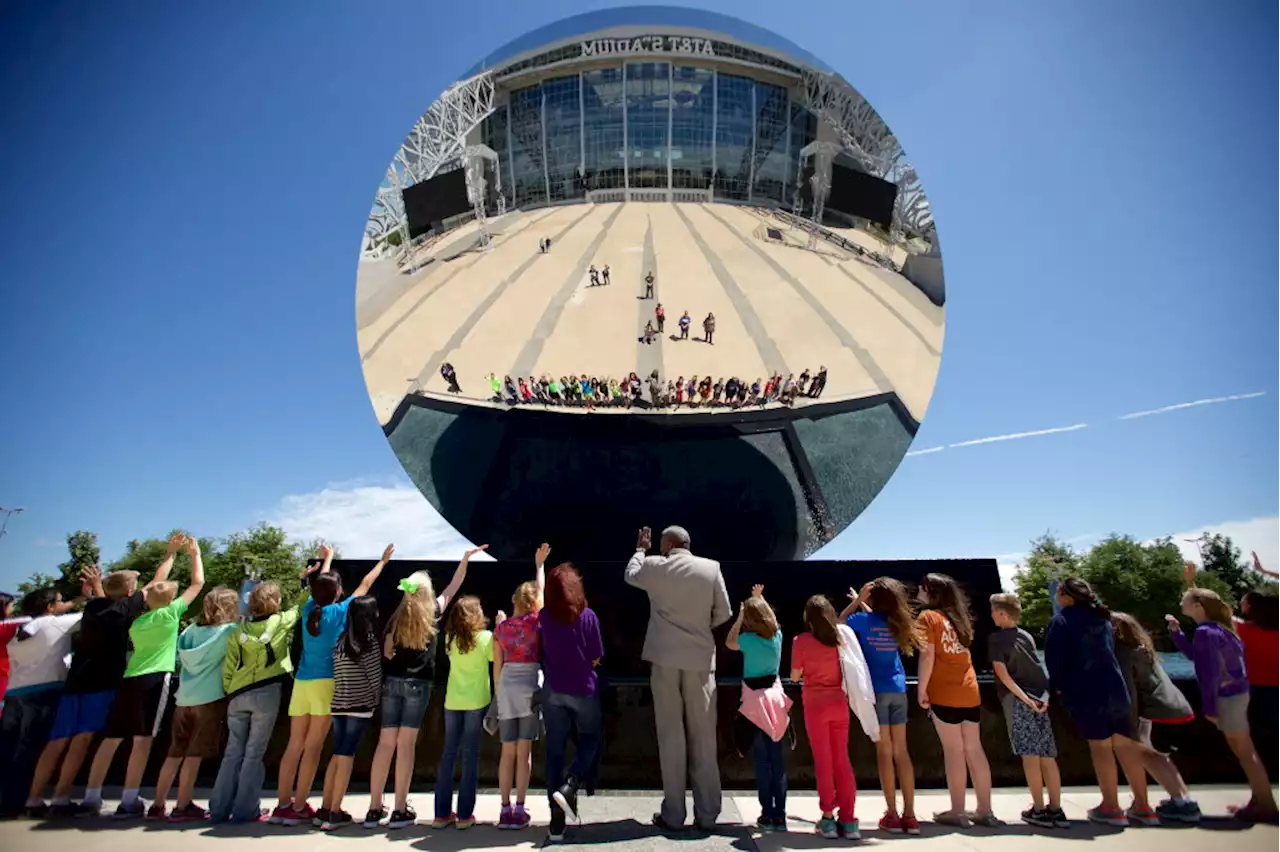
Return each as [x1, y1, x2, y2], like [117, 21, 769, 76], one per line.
[988, 593, 1067, 829]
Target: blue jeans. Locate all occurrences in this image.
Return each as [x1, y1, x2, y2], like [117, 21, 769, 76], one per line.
[0, 687, 61, 816]
[542, 691, 601, 816]
[435, 707, 485, 820]
[752, 728, 787, 820]
[210, 682, 281, 822]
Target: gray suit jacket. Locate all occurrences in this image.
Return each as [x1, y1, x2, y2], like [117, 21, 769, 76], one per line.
[625, 547, 732, 672]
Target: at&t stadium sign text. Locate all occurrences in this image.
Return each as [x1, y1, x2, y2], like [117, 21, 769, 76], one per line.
[581, 36, 717, 58]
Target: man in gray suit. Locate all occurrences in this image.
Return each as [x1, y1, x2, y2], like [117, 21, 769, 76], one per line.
[625, 525, 732, 831]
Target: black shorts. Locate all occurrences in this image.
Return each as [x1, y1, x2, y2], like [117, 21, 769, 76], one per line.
[103, 672, 173, 738]
[931, 704, 981, 725]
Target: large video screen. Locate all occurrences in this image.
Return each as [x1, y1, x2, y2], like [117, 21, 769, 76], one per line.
[828, 164, 898, 228]
[402, 168, 470, 238]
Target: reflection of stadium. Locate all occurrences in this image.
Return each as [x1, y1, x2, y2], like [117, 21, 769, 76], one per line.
[358, 10, 946, 561]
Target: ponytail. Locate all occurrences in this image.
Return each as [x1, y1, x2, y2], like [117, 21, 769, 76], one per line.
[1061, 576, 1110, 619]
[306, 572, 341, 637]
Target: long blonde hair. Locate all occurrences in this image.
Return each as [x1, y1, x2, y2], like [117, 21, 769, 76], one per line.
[387, 571, 438, 651]
[1183, 588, 1236, 633]
[512, 580, 539, 617]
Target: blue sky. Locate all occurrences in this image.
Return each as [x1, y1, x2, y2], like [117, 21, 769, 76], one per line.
[1, 1, 1275, 591]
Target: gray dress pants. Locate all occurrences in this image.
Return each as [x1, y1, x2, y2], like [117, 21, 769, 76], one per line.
[650, 664, 721, 827]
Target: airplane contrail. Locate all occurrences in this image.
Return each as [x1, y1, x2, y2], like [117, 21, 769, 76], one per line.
[1117, 391, 1267, 420]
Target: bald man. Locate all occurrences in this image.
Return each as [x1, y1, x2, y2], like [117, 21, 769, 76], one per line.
[625, 525, 732, 831]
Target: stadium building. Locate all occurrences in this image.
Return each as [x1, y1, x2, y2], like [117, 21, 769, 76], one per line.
[357, 9, 945, 562]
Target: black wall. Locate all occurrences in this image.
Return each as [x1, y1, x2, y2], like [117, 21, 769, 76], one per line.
[402, 168, 470, 238]
[828, 164, 897, 228]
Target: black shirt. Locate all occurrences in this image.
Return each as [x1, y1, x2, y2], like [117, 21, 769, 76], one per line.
[65, 592, 146, 694]
[383, 638, 438, 682]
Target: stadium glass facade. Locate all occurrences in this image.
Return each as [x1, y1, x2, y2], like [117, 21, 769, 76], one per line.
[478, 60, 818, 206]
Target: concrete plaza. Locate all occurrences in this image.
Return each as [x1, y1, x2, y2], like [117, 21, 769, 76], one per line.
[4, 787, 1274, 852]
[357, 203, 944, 427]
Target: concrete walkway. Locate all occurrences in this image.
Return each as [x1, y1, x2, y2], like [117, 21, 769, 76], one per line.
[359, 201, 945, 425]
[3, 787, 1274, 852]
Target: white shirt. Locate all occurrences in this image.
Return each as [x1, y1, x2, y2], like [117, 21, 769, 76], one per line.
[7, 613, 82, 693]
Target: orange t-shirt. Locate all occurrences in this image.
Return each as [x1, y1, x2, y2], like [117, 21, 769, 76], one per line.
[1238, 621, 1278, 687]
[917, 609, 980, 708]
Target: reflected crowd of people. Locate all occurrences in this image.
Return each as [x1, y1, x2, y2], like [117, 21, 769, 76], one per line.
[484, 368, 828, 411]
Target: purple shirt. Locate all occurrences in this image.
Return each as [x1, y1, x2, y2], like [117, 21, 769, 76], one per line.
[1172, 621, 1250, 717]
[539, 606, 604, 697]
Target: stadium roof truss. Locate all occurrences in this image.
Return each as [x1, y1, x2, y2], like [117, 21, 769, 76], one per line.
[363, 54, 935, 257]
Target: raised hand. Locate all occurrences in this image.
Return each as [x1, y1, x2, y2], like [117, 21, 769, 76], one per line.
[751, 584, 764, 598]
[465, 544, 489, 559]
[186, 535, 200, 555]
[536, 543, 551, 565]
[847, 586, 858, 602]
[80, 564, 101, 584]
[496, 609, 507, 625]
[1183, 561, 1198, 589]
[637, 526, 652, 551]
[166, 532, 186, 554]
[318, 543, 335, 560]
[1164, 614, 1182, 632]
[381, 543, 395, 562]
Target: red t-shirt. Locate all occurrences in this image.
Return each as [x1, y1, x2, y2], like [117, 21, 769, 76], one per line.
[0, 618, 31, 697]
[1238, 620, 1278, 687]
[792, 633, 843, 699]
[494, 613, 540, 664]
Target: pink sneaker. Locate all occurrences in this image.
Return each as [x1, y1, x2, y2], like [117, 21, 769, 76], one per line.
[511, 807, 531, 830]
[498, 806, 514, 829]
[268, 805, 293, 825]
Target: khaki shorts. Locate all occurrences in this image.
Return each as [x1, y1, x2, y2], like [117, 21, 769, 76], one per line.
[167, 701, 227, 759]
[1213, 693, 1250, 734]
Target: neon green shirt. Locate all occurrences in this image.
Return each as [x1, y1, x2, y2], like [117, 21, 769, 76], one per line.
[124, 597, 189, 678]
[445, 629, 493, 711]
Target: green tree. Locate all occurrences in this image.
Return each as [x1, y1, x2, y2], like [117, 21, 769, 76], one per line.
[17, 571, 59, 597]
[206, 523, 318, 613]
[1012, 533, 1079, 638]
[1196, 533, 1265, 602]
[1079, 535, 1189, 636]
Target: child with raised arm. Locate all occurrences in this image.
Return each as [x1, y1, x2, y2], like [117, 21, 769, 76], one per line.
[318, 595, 383, 830]
[791, 595, 859, 840]
[151, 585, 240, 820]
[83, 533, 205, 818]
[726, 584, 789, 832]
[1169, 588, 1278, 823]
[0, 580, 92, 818]
[988, 593, 1066, 828]
[270, 543, 390, 827]
[365, 544, 487, 829]
[915, 573, 996, 827]
[839, 578, 924, 834]
[433, 595, 494, 831]
[493, 544, 548, 830]
[1111, 611, 1200, 823]
[210, 579, 298, 824]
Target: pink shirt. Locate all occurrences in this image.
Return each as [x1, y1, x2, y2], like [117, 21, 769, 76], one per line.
[495, 613, 540, 663]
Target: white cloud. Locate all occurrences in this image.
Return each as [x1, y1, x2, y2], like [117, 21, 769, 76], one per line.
[1165, 516, 1278, 573]
[1118, 391, 1267, 421]
[269, 480, 492, 561]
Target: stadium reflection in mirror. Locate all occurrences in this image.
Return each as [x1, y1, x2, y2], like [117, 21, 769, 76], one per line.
[356, 8, 945, 562]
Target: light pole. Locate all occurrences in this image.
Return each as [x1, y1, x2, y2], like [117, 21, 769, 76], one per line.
[0, 506, 25, 542]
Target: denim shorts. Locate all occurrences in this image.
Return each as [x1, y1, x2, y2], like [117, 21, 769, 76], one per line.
[875, 692, 909, 726]
[381, 677, 432, 729]
[331, 714, 371, 756]
[499, 714, 539, 743]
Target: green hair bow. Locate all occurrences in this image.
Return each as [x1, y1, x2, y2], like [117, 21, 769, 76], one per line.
[398, 578, 419, 595]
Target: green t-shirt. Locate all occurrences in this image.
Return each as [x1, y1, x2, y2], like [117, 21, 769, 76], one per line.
[123, 597, 189, 678]
[445, 629, 493, 711]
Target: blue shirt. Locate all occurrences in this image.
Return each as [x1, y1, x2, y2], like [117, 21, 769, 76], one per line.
[738, 630, 783, 679]
[847, 611, 907, 694]
[297, 598, 352, 681]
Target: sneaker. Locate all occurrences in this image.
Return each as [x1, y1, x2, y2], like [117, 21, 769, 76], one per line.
[901, 815, 922, 835]
[456, 815, 476, 830]
[1126, 804, 1160, 827]
[312, 807, 330, 828]
[549, 809, 567, 842]
[1087, 806, 1128, 827]
[1156, 799, 1201, 824]
[1234, 802, 1280, 825]
[756, 813, 773, 831]
[840, 820, 861, 840]
[969, 811, 1003, 827]
[114, 799, 146, 820]
[50, 802, 84, 819]
[552, 775, 581, 822]
[283, 803, 314, 826]
[144, 803, 166, 821]
[498, 805, 514, 829]
[879, 812, 903, 833]
[363, 807, 387, 828]
[1046, 807, 1070, 828]
[268, 805, 293, 825]
[1022, 806, 1055, 828]
[321, 810, 353, 831]
[428, 812, 454, 830]
[388, 807, 418, 829]
[168, 803, 208, 822]
[933, 810, 971, 827]
[510, 807, 531, 830]
[773, 815, 788, 832]
[23, 803, 50, 820]
[816, 816, 839, 839]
